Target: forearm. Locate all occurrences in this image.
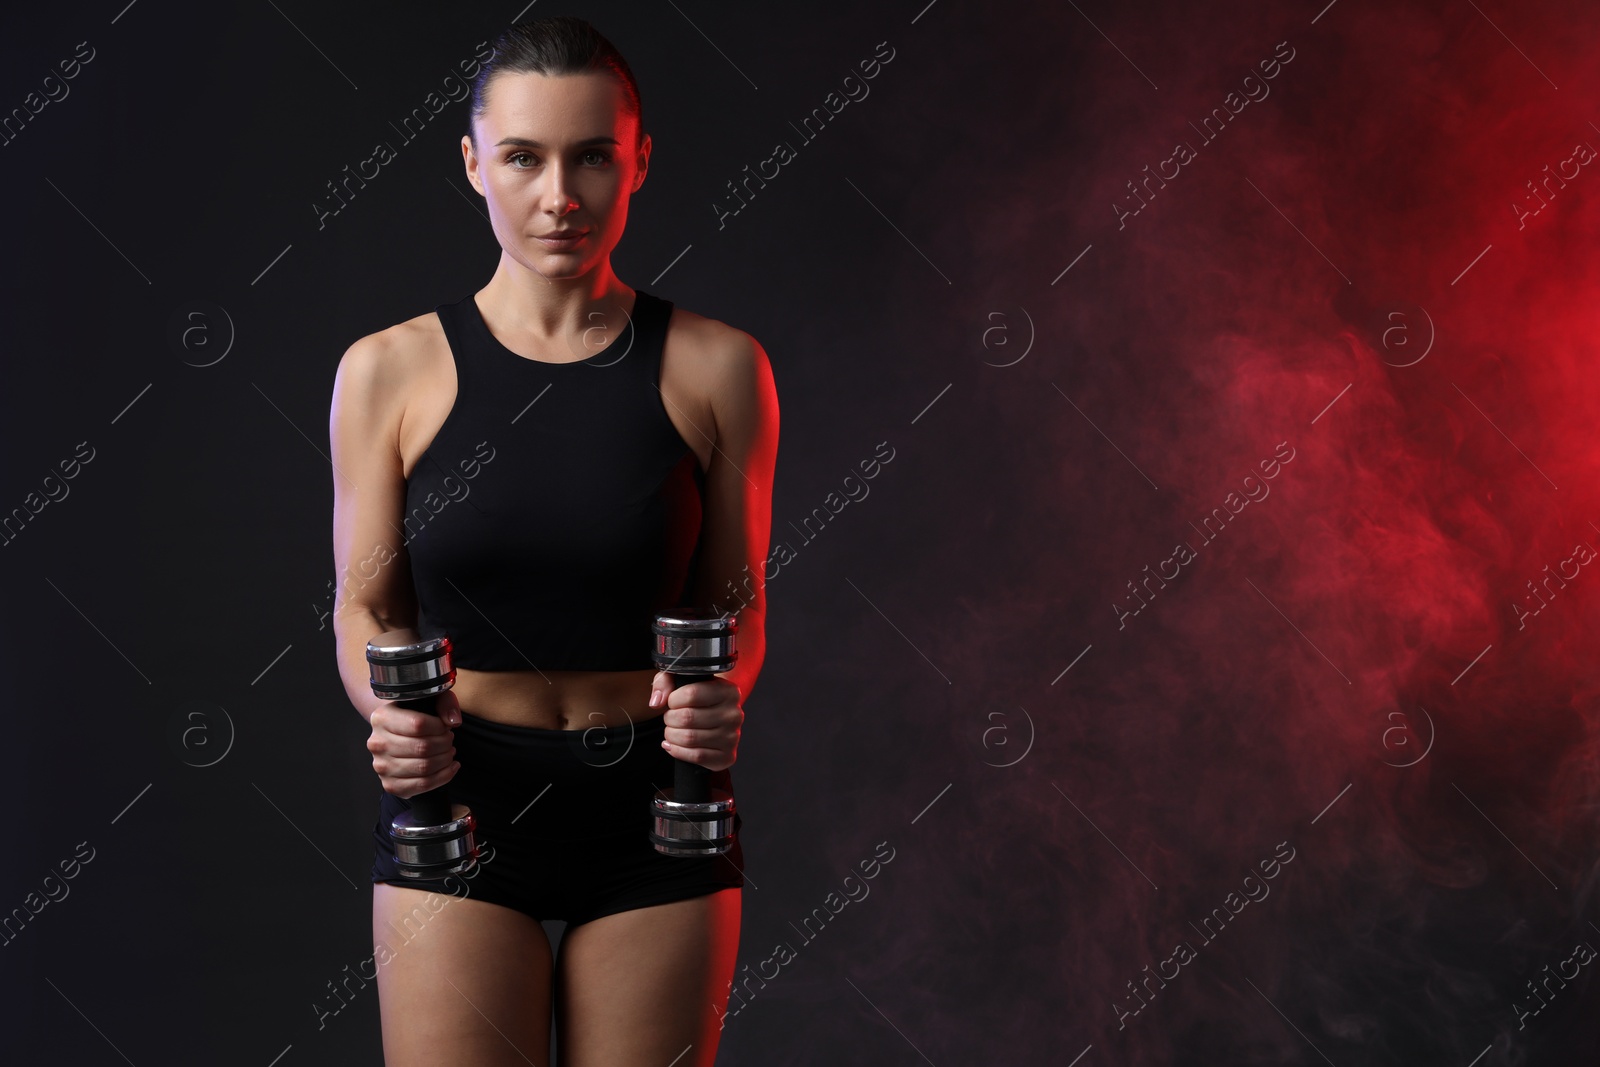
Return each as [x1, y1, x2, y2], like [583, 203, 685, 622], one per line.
[722, 608, 766, 707]
[333, 606, 412, 725]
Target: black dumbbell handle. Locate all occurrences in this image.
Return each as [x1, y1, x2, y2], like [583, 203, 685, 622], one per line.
[393, 694, 455, 825]
[663, 673, 712, 805]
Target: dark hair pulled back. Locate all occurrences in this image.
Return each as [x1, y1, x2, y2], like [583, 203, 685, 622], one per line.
[467, 16, 643, 149]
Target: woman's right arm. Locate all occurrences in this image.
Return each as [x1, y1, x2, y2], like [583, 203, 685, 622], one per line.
[329, 333, 461, 797]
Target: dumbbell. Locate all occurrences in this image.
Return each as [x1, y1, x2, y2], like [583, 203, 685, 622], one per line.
[366, 629, 479, 878]
[649, 612, 739, 857]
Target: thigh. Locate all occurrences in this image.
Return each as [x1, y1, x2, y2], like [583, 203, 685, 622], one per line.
[553, 887, 742, 1067]
[373, 883, 555, 1067]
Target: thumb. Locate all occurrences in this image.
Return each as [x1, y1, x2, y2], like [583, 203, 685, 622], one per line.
[439, 692, 463, 727]
[649, 671, 671, 708]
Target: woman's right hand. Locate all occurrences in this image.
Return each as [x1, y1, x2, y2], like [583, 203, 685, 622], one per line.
[367, 691, 463, 797]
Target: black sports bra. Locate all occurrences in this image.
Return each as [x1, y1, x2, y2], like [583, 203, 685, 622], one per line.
[402, 289, 703, 671]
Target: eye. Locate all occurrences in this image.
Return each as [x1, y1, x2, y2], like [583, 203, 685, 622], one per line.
[505, 150, 610, 169]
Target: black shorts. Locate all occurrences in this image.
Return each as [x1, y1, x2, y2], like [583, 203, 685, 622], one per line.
[370, 711, 744, 928]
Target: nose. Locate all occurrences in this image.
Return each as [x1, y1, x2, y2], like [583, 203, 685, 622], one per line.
[543, 159, 577, 215]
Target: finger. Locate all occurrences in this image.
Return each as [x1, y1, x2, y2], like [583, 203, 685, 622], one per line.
[390, 706, 451, 736]
[664, 680, 710, 710]
[648, 671, 671, 708]
[662, 726, 736, 754]
[374, 706, 418, 735]
[671, 679, 739, 710]
[377, 739, 454, 771]
[403, 733, 456, 759]
[438, 693, 463, 728]
[373, 733, 452, 760]
[712, 673, 744, 703]
[660, 741, 732, 773]
[668, 704, 743, 732]
[379, 747, 457, 777]
[420, 760, 461, 791]
[401, 761, 461, 797]
[660, 735, 698, 761]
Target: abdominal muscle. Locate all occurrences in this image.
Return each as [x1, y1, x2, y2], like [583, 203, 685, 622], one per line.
[450, 666, 661, 730]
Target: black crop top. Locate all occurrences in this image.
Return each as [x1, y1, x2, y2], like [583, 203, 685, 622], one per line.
[403, 289, 703, 671]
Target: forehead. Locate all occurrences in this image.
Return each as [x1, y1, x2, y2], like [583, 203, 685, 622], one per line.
[477, 70, 634, 142]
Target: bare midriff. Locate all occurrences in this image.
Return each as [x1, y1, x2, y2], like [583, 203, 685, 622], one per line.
[451, 666, 660, 730]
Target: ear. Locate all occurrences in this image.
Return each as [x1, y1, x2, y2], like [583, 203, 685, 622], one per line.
[632, 131, 651, 192]
[462, 135, 484, 195]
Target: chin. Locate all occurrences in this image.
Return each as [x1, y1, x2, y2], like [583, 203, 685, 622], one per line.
[528, 249, 586, 267]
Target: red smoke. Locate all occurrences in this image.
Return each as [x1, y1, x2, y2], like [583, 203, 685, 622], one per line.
[846, 1, 1600, 1062]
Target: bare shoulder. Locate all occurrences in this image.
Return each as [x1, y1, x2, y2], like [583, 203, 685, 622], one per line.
[662, 304, 776, 421]
[664, 304, 757, 356]
[331, 309, 453, 468]
[335, 309, 445, 395]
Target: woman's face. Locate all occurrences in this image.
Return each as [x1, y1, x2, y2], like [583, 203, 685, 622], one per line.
[464, 71, 648, 280]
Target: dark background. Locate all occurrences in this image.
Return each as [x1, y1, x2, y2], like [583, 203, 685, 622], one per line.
[3, 0, 1598, 1063]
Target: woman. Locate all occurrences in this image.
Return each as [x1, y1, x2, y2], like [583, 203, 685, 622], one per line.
[328, 17, 779, 1066]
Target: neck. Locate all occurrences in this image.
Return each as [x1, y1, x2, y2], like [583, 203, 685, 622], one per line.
[479, 252, 635, 339]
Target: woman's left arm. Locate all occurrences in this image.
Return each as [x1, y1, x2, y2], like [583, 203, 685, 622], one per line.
[650, 329, 779, 769]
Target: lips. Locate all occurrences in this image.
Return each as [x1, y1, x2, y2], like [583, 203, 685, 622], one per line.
[533, 230, 588, 251]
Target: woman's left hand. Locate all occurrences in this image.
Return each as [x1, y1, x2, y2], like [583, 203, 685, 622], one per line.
[650, 671, 744, 772]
